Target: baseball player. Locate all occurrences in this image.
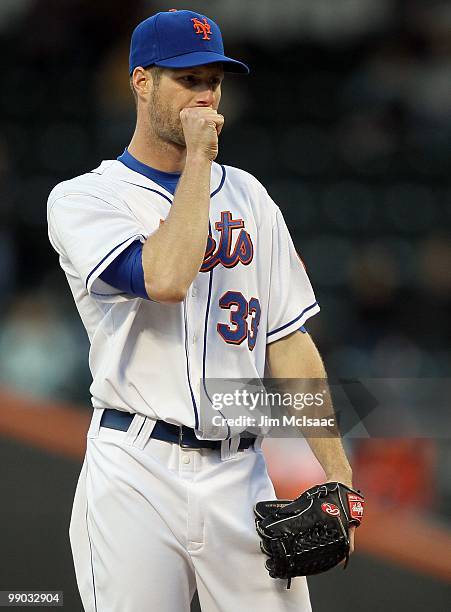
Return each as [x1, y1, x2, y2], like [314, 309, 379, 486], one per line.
[47, 9, 356, 612]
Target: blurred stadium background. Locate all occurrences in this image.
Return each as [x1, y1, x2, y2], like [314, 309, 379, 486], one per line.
[0, 0, 450, 610]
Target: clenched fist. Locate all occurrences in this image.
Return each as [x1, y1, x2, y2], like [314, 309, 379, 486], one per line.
[180, 107, 224, 161]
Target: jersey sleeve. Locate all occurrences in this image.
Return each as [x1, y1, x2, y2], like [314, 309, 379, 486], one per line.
[266, 207, 320, 344]
[48, 191, 153, 301]
[100, 241, 148, 299]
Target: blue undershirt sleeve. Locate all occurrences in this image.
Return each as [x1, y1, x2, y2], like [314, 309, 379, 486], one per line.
[299, 326, 307, 333]
[99, 240, 148, 299]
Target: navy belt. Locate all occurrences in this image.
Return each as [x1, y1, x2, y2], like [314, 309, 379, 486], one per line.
[100, 409, 256, 451]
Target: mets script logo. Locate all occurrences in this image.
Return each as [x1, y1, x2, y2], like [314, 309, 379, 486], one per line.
[191, 17, 212, 40]
[201, 211, 253, 272]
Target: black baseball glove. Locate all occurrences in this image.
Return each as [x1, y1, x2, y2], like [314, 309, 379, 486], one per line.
[254, 482, 364, 588]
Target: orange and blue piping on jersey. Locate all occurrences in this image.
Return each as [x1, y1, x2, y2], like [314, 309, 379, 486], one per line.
[201, 211, 253, 272]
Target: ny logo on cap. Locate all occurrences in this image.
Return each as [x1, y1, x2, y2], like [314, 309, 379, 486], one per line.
[191, 17, 212, 40]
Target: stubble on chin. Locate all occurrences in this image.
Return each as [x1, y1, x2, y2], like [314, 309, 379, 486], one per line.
[148, 93, 186, 148]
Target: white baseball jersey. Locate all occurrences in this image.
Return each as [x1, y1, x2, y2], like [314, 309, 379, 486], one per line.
[47, 160, 320, 433]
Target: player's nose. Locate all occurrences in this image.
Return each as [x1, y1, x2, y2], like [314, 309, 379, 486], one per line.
[196, 87, 216, 107]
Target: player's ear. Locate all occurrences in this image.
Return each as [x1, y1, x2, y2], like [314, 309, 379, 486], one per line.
[131, 66, 151, 100]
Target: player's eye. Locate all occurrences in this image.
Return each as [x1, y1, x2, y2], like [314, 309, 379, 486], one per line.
[181, 75, 198, 85]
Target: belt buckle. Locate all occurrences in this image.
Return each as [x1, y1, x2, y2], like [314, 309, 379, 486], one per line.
[179, 425, 202, 451]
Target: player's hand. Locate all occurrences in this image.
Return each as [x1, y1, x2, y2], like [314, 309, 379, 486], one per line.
[325, 477, 356, 555]
[349, 525, 355, 554]
[180, 106, 224, 161]
[336, 526, 355, 568]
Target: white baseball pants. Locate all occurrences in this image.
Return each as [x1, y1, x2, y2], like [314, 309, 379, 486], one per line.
[69, 409, 311, 611]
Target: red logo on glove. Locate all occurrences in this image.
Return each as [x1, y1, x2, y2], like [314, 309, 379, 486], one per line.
[321, 502, 340, 517]
[347, 493, 365, 523]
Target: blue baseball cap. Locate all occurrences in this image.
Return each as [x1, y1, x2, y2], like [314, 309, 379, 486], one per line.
[129, 9, 249, 75]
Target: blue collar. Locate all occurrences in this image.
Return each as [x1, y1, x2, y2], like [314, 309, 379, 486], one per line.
[117, 149, 181, 194]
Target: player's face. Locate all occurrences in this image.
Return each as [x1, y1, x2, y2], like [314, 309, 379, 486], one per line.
[147, 64, 224, 147]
